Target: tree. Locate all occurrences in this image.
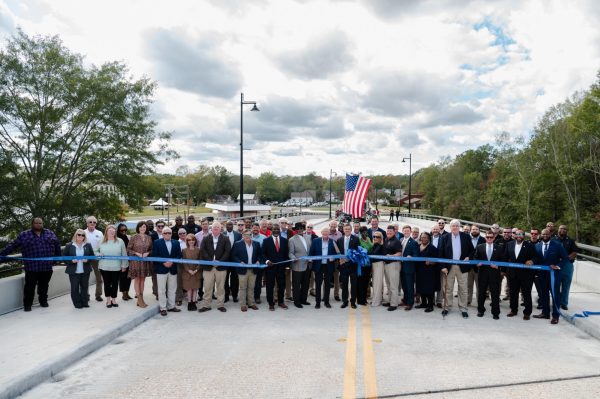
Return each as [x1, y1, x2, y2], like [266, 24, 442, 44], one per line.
[0, 31, 175, 240]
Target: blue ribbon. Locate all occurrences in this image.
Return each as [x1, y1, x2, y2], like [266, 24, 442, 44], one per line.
[346, 247, 370, 276]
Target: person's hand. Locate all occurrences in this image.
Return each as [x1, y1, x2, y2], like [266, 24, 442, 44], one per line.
[441, 268, 448, 275]
[266, 260, 273, 266]
[491, 264, 498, 269]
[464, 257, 470, 261]
[525, 260, 533, 266]
[72, 259, 77, 263]
[164, 261, 173, 267]
[477, 263, 482, 267]
[82, 259, 88, 263]
[551, 264, 560, 270]
[121, 267, 127, 272]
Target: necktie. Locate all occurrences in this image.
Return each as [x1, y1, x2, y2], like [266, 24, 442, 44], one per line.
[275, 236, 280, 252]
[487, 244, 492, 261]
[543, 242, 548, 256]
[345, 237, 349, 250]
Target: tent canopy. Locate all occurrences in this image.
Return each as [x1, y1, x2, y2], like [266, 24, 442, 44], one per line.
[150, 198, 169, 206]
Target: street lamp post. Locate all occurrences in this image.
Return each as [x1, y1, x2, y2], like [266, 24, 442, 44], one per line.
[402, 153, 412, 214]
[240, 92, 259, 218]
[329, 169, 337, 219]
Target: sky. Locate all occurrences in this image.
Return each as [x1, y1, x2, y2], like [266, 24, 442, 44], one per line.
[1, 0, 599, 178]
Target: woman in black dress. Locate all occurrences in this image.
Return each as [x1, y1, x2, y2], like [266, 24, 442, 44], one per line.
[415, 232, 440, 312]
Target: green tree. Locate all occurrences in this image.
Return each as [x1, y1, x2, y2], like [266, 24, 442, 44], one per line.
[0, 31, 174, 240]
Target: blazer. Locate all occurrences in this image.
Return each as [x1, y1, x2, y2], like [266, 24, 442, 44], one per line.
[336, 234, 360, 271]
[62, 242, 94, 274]
[535, 240, 568, 268]
[473, 242, 506, 270]
[223, 230, 242, 253]
[152, 238, 182, 275]
[200, 234, 232, 271]
[309, 237, 338, 273]
[288, 234, 312, 272]
[400, 236, 420, 273]
[439, 232, 475, 273]
[231, 240, 262, 275]
[504, 240, 539, 275]
[262, 235, 289, 266]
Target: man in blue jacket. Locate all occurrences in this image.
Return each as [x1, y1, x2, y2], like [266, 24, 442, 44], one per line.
[309, 227, 339, 309]
[152, 227, 182, 316]
[534, 228, 569, 324]
[400, 225, 420, 311]
[231, 229, 262, 312]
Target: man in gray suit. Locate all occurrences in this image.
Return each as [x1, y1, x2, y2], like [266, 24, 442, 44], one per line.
[288, 222, 312, 308]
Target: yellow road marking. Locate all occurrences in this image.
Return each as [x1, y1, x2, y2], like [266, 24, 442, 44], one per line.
[343, 308, 357, 399]
[361, 306, 378, 399]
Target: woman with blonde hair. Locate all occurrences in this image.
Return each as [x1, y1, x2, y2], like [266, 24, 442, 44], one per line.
[63, 229, 95, 308]
[127, 221, 153, 308]
[98, 225, 128, 308]
[182, 234, 201, 310]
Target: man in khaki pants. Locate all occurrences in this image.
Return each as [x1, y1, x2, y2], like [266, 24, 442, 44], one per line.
[231, 230, 261, 311]
[84, 216, 104, 301]
[439, 219, 475, 318]
[198, 222, 231, 313]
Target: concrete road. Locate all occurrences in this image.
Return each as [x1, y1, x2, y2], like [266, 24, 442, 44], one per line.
[20, 293, 600, 399]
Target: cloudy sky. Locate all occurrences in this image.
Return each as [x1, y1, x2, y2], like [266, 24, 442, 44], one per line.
[1, 0, 599, 178]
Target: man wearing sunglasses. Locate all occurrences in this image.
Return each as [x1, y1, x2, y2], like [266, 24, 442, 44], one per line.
[505, 229, 539, 320]
[152, 227, 183, 316]
[85, 216, 104, 302]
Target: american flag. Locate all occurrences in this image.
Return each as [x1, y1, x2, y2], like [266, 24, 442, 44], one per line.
[343, 174, 372, 218]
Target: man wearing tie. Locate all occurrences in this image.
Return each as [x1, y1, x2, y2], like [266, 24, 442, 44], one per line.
[474, 231, 506, 319]
[467, 225, 485, 306]
[152, 227, 183, 317]
[505, 229, 539, 320]
[288, 222, 312, 308]
[198, 221, 231, 313]
[263, 225, 289, 311]
[309, 228, 338, 309]
[231, 229, 261, 312]
[224, 220, 242, 304]
[337, 224, 360, 309]
[534, 229, 569, 324]
[399, 225, 420, 311]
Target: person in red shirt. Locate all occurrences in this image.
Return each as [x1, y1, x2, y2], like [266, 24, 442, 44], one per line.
[259, 219, 272, 237]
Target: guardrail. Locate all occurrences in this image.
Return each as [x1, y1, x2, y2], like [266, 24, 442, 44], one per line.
[397, 212, 600, 263]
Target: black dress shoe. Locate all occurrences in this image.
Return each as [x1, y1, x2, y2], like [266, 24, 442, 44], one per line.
[325, 302, 332, 308]
[533, 313, 550, 319]
[436, 303, 442, 308]
[387, 306, 397, 311]
[168, 307, 181, 312]
[82, 304, 89, 308]
[493, 315, 499, 320]
[224, 297, 230, 303]
[425, 307, 434, 313]
[551, 317, 559, 324]
[198, 307, 211, 313]
[334, 295, 341, 302]
[40, 301, 49, 308]
[24, 306, 32, 312]
[561, 305, 568, 310]
[415, 304, 427, 309]
[315, 303, 321, 309]
[477, 313, 484, 317]
[106, 303, 113, 308]
[218, 307, 227, 312]
[255, 299, 262, 304]
[442, 310, 448, 316]
[160, 310, 167, 316]
[341, 303, 348, 309]
[233, 297, 239, 303]
[96, 296, 103, 302]
[302, 302, 311, 306]
[112, 303, 119, 308]
[462, 312, 469, 318]
[351, 303, 357, 309]
[294, 303, 303, 308]
[269, 305, 275, 311]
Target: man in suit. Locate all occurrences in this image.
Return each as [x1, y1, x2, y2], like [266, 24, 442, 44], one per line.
[367, 216, 386, 240]
[198, 221, 232, 313]
[473, 231, 506, 319]
[555, 225, 578, 310]
[151, 227, 183, 316]
[309, 227, 338, 309]
[398, 225, 420, 310]
[288, 222, 312, 308]
[337, 223, 360, 309]
[263, 225, 289, 311]
[467, 225, 486, 306]
[231, 229, 262, 312]
[505, 228, 539, 319]
[439, 219, 475, 318]
[534, 229, 569, 324]
[223, 220, 242, 303]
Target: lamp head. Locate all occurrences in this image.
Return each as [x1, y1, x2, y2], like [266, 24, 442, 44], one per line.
[250, 104, 259, 112]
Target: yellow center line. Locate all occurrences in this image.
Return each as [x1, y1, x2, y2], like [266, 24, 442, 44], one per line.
[343, 308, 357, 399]
[361, 306, 378, 399]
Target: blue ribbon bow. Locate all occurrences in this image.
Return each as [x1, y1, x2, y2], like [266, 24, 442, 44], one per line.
[346, 247, 370, 276]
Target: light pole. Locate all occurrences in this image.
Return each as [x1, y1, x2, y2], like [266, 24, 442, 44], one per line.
[240, 92, 259, 217]
[328, 169, 337, 219]
[402, 153, 412, 214]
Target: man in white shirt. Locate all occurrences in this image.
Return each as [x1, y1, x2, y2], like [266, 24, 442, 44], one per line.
[85, 216, 104, 301]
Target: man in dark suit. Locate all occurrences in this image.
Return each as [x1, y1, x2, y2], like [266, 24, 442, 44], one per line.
[198, 221, 231, 313]
[399, 225, 420, 311]
[505, 229, 539, 319]
[467, 225, 486, 306]
[337, 224, 360, 309]
[473, 231, 506, 319]
[224, 220, 242, 303]
[439, 219, 475, 318]
[262, 225, 289, 311]
[309, 227, 338, 309]
[534, 228, 569, 324]
[151, 227, 183, 316]
[231, 229, 262, 312]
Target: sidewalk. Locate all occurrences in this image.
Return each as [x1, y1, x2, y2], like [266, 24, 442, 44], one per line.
[0, 284, 158, 399]
[561, 285, 600, 340]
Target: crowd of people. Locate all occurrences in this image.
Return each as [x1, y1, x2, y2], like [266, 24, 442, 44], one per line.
[0, 214, 578, 324]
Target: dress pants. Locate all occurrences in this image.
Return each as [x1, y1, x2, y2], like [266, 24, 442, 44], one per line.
[357, 267, 371, 305]
[383, 262, 400, 307]
[314, 263, 334, 305]
[225, 269, 239, 300]
[333, 266, 340, 297]
[477, 266, 501, 316]
[292, 269, 310, 305]
[540, 268, 562, 318]
[253, 269, 264, 300]
[401, 268, 415, 306]
[266, 265, 286, 306]
[237, 272, 256, 307]
[176, 264, 185, 302]
[508, 269, 535, 315]
[285, 268, 292, 299]
[118, 269, 131, 293]
[200, 268, 226, 308]
[69, 273, 90, 307]
[435, 271, 445, 305]
[100, 270, 120, 298]
[445, 265, 468, 312]
[340, 263, 358, 305]
[467, 269, 478, 305]
[156, 272, 177, 310]
[559, 261, 574, 307]
[370, 262, 385, 306]
[90, 260, 103, 297]
[23, 270, 53, 307]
